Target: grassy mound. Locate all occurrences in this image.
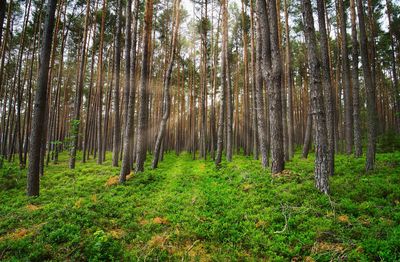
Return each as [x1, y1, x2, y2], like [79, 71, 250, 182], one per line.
[0, 151, 399, 261]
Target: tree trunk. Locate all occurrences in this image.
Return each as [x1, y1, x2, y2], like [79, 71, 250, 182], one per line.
[134, 0, 153, 173]
[152, 0, 181, 169]
[112, 0, 122, 167]
[357, 0, 377, 171]
[302, 0, 329, 193]
[350, 0, 362, 157]
[69, 0, 90, 169]
[317, 0, 335, 174]
[27, 0, 57, 196]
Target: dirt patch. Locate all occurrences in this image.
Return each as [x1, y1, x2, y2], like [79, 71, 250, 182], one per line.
[311, 242, 346, 254]
[105, 176, 119, 186]
[337, 215, 349, 223]
[109, 228, 126, 239]
[26, 204, 40, 211]
[272, 169, 297, 178]
[153, 217, 169, 225]
[148, 234, 168, 247]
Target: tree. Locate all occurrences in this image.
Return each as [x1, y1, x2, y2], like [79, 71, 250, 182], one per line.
[27, 0, 58, 196]
[69, 0, 90, 169]
[112, 0, 122, 167]
[152, 0, 181, 169]
[350, 0, 362, 157]
[215, 0, 228, 166]
[302, 0, 329, 193]
[338, 0, 353, 155]
[317, 0, 335, 174]
[257, 0, 285, 174]
[135, 0, 154, 173]
[357, 0, 377, 171]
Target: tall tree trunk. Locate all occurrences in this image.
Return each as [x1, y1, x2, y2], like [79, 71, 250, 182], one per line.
[386, 0, 400, 133]
[317, 0, 335, 174]
[284, 0, 294, 160]
[338, 0, 353, 154]
[134, 0, 153, 173]
[357, 0, 377, 171]
[96, 0, 107, 164]
[69, 0, 90, 169]
[350, 0, 362, 157]
[255, 14, 268, 168]
[152, 0, 181, 169]
[215, 0, 228, 166]
[27, 0, 57, 196]
[302, 0, 330, 193]
[257, 0, 285, 174]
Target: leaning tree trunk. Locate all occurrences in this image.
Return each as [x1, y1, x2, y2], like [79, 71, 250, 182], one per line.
[152, 0, 181, 169]
[303, 0, 330, 194]
[27, 0, 57, 197]
[134, 0, 153, 173]
[357, 0, 377, 171]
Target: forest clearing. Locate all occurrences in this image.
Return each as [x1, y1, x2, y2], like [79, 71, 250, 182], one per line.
[1, 151, 400, 260]
[1, 0, 400, 260]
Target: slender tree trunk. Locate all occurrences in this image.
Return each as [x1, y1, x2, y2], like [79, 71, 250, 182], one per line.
[215, 0, 228, 166]
[338, 0, 353, 154]
[152, 0, 181, 169]
[357, 0, 377, 171]
[69, 0, 90, 169]
[255, 15, 268, 168]
[302, 0, 329, 194]
[257, 0, 285, 174]
[134, 0, 153, 173]
[350, 0, 362, 157]
[27, 0, 57, 197]
[112, 0, 122, 167]
[317, 0, 335, 174]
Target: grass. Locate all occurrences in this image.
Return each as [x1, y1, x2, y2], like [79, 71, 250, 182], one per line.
[0, 150, 399, 261]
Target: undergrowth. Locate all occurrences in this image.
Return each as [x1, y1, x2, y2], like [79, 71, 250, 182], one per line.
[0, 151, 399, 261]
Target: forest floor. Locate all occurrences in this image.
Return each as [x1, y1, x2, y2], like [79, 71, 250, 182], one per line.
[0, 150, 399, 261]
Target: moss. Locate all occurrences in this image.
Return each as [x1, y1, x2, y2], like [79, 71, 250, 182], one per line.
[0, 151, 399, 260]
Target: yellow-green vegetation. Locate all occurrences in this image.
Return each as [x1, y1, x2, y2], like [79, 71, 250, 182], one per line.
[1, 151, 400, 261]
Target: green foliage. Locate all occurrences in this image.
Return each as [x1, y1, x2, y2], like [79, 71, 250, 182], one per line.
[377, 130, 400, 152]
[0, 151, 399, 260]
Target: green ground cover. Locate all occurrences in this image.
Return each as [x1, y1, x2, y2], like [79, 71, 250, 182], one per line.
[0, 151, 399, 261]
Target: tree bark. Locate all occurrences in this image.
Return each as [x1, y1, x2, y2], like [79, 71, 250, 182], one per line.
[112, 0, 122, 167]
[317, 0, 335, 174]
[27, 0, 57, 196]
[357, 0, 377, 171]
[134, 0, 153, 173]
[152, 0, 181, 169]
[303, 0, 330, 193]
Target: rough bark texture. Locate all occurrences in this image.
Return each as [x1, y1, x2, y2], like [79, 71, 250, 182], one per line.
[135, 0, 153, 173]
[215, 0, 228, 166]
[152, 0, 180, 169]
[112, 0, 122, 167]
[120, 0, 133, 182]
[255, 16, 268, 168]
[357, 0, 377, 171]
[27, 0, 57, 196]
[316, 0, 335, 174]
[303, 0, 329, 194]
[350, 0, 362, 157]
[338, 0, 353, 155]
